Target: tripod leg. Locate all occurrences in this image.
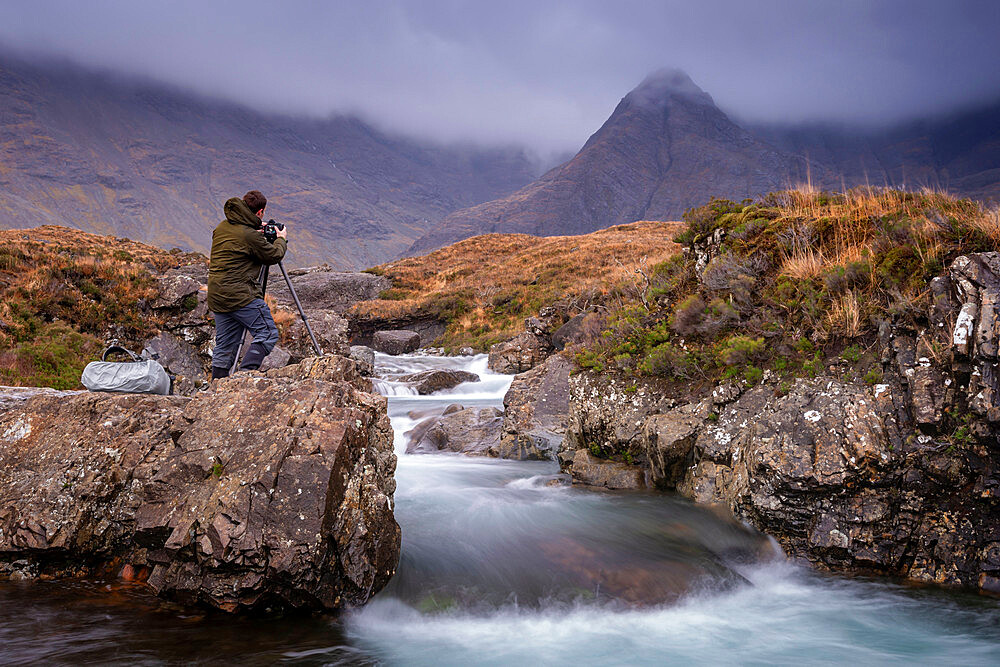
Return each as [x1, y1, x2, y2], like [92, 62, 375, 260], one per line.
[278, 261, 323, 357]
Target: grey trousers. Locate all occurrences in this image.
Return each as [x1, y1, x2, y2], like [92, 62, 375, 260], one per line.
[211, 298, 279, 371]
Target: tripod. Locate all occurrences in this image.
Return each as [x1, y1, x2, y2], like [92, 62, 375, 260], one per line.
[230, 261, 323, 374]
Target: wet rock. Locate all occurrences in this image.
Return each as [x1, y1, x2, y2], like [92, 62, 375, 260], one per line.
[406, 405, 503, 456]
[0, 355, 399, 613]
[488, 331, 551, 374]
[570, 450, 645, 490]
[349, 345, 376, 376]
[372, 330, 421, 355]
[500, 354, 571, 460]
[642, 403, 705, 489]
[270, 268, 390, 313]
[395, 369, 479, 395]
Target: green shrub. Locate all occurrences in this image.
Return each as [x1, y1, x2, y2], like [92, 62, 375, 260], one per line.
[716, 335, 765, 366]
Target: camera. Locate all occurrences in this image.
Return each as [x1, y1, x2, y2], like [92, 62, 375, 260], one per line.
[262, 219, 285, 243]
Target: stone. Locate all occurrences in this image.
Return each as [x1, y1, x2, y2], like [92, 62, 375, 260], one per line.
[152, 272, 203, 310]
[559, 370, 675, 468]
[642, 403, 703, 489]
[0, 355, 399, 613]
[372, 330, 421, 355]
[286, 309, 350, 361]
[406, 405, 503, 456]
[488, 331, 551, 374]
[270, 269, 390, 313]
[349, 345, 376, 376]
[144, 331, 205, 381]
[0, 386, 79, 414]
[257, 344, 291, 372]
[551, 311, 601, 350]
[569, 450, 645, 490]
[395, 369, 479, 395]
[500, 354, 571, 460]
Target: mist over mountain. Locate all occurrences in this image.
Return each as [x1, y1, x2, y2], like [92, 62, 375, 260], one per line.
[410, 71, 1000, 254]
[408, 70, 809, 253]
[0, 54, 540, 268]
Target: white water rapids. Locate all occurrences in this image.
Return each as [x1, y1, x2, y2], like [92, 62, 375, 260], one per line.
[344, 353, 1000, 665]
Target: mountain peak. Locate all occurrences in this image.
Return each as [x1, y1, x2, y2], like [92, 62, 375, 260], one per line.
[626, 68, 715, 109]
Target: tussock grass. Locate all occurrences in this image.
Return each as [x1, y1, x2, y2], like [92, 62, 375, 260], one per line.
[353, 221, 685, 350]
[578, 187, 997, 386]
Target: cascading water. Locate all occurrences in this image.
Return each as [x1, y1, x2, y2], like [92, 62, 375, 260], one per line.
[1, 352, 998, 664]
[343, 353, 1000, 665]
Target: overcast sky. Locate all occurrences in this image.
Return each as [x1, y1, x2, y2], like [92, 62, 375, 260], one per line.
[1, 1, 998, 155]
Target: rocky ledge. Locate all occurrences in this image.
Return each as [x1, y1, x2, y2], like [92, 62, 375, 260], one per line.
[558, 252, 1000, 596]
[0, 355, 400, 613]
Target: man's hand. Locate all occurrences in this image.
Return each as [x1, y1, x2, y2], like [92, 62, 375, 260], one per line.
[277, 225, 287, 240]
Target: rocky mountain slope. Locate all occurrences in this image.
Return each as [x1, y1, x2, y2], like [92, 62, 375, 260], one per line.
[409, 69, 807, 253]
[0, 54, 538, 268]
[411, 72, 1000, 254]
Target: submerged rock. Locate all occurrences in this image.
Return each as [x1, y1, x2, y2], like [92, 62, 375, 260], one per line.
[406, 404, 502, 456]
[0, 355, 400, 614]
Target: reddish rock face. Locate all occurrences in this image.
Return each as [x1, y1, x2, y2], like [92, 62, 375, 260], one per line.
[0, 355, 400, 614]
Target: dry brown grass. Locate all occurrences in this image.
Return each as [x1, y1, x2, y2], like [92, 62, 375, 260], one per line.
[0, 225, 206, 387]
[827, 291, 862, 337]
[780, 248, 825, 280]
[354, 220, 685, 349]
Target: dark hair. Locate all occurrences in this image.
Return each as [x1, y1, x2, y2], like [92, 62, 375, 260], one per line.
[243, 190, 267, 213]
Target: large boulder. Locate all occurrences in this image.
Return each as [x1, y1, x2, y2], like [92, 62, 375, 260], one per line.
[270, 268, 390, 313]
[0, 355, 400, 613]
[406, 405, 503, 456]
[372, 330, 421, 355]
[500, 354, 572, 460]
[395, 369, 479, 395]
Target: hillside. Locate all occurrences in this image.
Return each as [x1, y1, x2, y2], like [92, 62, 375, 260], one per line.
[353, 220, 685, 350]
[577, 187, 998, 386]
[0, 54, 538, 269]
[0, 226, 203, 388]
[410, 71, 1000, 255]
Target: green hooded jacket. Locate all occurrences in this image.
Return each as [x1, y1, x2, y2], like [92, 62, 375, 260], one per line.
[207, 197, 287, 313]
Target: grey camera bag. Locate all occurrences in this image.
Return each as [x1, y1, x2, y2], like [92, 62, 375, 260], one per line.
[81, 345, 171, 395]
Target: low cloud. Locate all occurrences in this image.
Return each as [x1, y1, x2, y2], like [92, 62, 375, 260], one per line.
[1, 0, 998, 154]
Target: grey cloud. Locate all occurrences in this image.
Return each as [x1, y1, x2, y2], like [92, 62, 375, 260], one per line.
[0, 0, 997, 154]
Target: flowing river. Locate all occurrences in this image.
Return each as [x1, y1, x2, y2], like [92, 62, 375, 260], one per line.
[1, 353, 999, 664]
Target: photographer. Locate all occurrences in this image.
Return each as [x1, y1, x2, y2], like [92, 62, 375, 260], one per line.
[207, 190, 287, 379]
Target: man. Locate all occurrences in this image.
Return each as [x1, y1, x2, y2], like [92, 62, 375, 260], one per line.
[207, 190, 288, 379]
